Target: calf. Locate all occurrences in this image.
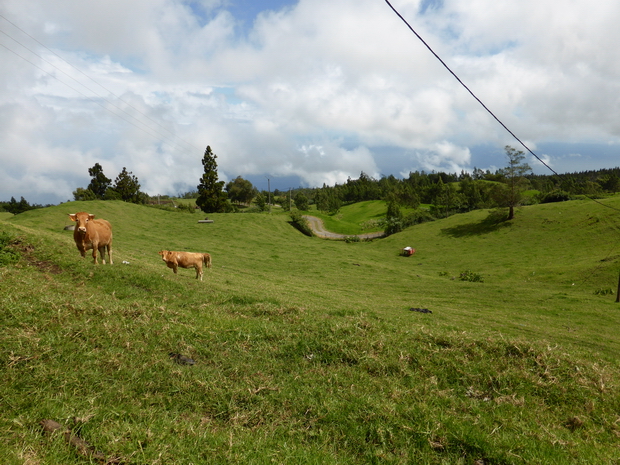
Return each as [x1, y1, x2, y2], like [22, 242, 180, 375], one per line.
[158, 250, 212, 281]
[69, 212, 113, 264]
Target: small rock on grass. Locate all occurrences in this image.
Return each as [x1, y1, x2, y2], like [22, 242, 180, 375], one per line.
[410, 307, 432, 314]
[169, 352, 196, 365]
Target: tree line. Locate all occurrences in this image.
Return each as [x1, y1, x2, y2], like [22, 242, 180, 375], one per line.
[0, 196, 51, 215]
[3, 145, 619, 221]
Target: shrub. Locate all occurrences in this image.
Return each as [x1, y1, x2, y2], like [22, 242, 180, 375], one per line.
[538, 190, 571, 203]
[289, 210, 313, 237]
[403, 209, 436, 227]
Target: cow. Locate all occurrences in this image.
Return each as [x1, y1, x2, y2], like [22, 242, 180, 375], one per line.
[158, 250, 212, 281]
[68, 212, 113, 265]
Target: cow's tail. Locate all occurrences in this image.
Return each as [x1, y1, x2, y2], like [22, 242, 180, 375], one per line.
[203, 253, 212, 269]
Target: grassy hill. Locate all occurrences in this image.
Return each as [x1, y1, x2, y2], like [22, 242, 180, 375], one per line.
[308, 200, 388, 235]
[1, 198, 620, 464]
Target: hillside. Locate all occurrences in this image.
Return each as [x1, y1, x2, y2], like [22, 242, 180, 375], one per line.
[1, 199, 620, 463]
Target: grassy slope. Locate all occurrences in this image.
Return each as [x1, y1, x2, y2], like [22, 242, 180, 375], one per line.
[307, 200, 387, 235]
[1, 199, 620, 464]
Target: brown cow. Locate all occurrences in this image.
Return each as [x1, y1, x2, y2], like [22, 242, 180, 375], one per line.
[69, 212, 113, 264]
[158, 250, 212, 281]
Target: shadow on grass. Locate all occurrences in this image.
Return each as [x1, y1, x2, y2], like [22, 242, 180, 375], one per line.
[441, 210, 513, 238]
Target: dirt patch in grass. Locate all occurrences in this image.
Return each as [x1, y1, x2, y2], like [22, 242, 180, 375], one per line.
[12, 237, 63, 275]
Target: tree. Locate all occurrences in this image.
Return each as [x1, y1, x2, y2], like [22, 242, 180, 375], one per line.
[384, 198, 403, 236]
[196, 146, 229, 213]
[314, 189, 328, 212]
[498, 146, 532, 220]
[4, 196, 34, 214]
[294, 192, 309, 211]
[396, 183, 420, 209]
[87, 163, 112, 199]
[113, 167, 144, 203]
[225, 176, 256, 206]
[315, 187, 341, 214]
[254, 192, 267, 212]
[73, 187, 97, 201]
[458, 177, 483, 211]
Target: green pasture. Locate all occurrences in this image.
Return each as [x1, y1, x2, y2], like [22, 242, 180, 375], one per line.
[307, 200, 388, 235]
[1, 198, 620, 464]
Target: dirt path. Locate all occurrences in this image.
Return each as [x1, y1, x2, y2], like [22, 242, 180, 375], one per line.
[303, 215, 385, 240]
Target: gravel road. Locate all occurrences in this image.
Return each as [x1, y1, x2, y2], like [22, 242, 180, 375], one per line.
[303, 215, 385, 240]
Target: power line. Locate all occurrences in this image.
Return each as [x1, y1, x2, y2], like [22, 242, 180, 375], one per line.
[384, 0, 620, 214]
[384, 0, 556, 175]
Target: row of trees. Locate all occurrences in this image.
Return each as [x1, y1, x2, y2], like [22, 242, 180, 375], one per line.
[5, 144, 613, 220]
[0, 197, 46, 214]
[76, 144, 619, 218]
[294, 147, 620, 218]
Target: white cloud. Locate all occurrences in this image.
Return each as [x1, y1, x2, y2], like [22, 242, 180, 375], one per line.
[1, 0, 620, 204]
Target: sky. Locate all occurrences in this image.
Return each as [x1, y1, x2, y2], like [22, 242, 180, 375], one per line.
[2, 0, 620, 205]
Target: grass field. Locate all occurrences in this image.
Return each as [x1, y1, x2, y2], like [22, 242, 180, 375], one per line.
[306, 201, 388, 235]
[2, 198, 620, 464]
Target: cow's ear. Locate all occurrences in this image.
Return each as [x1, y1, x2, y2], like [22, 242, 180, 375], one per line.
[69, 214, 77, 222]
[88, 214, 95, 220]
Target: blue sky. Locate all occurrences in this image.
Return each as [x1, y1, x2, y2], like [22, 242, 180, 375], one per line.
[1, 0, 620, 204]
[227, 0, 296, 25]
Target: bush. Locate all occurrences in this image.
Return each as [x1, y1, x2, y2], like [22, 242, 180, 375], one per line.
[402, 209, 436, 228]
[538, 190, 571, 203]
[289, 210, 313, 237]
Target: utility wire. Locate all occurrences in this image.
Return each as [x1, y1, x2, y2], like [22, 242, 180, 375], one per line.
[384, 0, 620, 214]
[384, 0, 556, 175]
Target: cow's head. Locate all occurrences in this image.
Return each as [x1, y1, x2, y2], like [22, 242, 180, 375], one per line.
[158, 250, 170, 261]
[69, 212, 95, 234]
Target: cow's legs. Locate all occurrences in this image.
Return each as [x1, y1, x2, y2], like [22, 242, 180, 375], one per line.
[98, 246, 107, 264]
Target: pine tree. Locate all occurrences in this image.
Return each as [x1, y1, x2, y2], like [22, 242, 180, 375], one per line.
[196, 146, 228, 213]
[113, 167, 144, 203]
[87, 163, 111, 199]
